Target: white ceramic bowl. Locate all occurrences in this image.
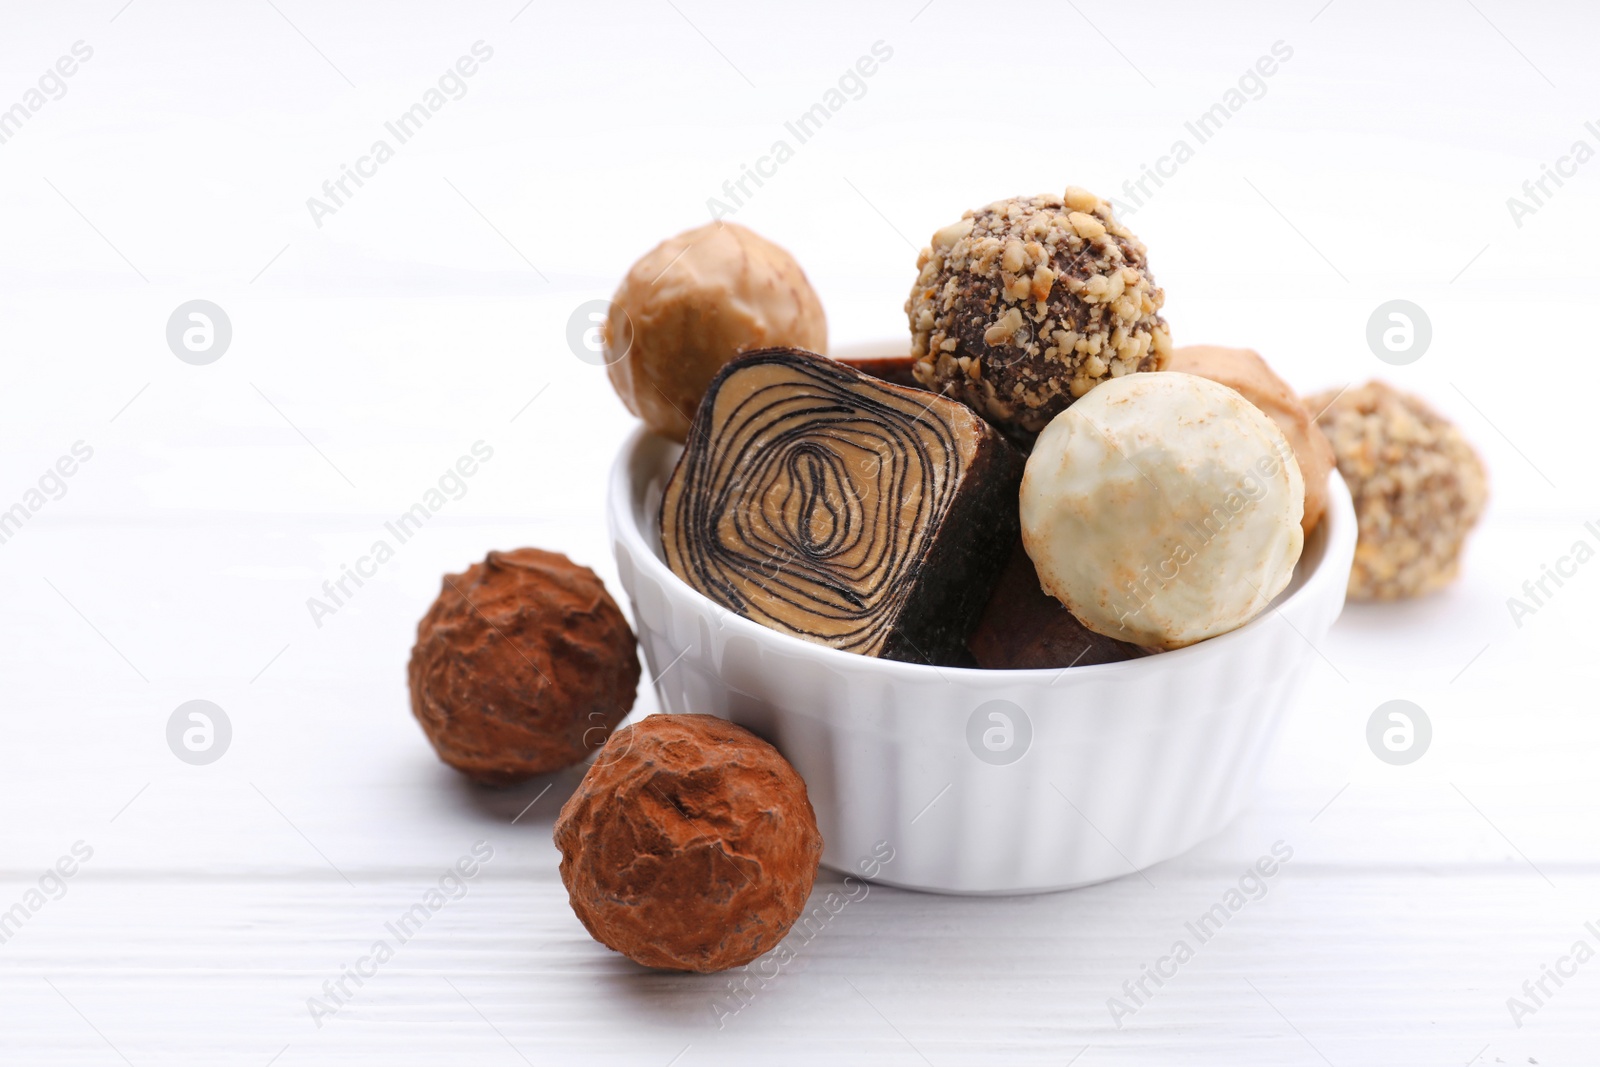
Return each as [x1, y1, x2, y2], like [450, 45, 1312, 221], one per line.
[607, 404, 1355, 895]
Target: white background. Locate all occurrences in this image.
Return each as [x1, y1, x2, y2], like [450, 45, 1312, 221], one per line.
[1, 0, 1597, 1063]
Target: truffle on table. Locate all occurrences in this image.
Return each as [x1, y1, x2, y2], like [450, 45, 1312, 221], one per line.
[408, 548, 640, 785]
[553, 714, 823, 973]
[1306, 380, 1487, 600]
[968, 541, 1149, 670]
[906, 186, 1171, 441]
[661, 347, 1024, 665]
[605, 221, 827, 443]
[1166, 344, 1335, 537]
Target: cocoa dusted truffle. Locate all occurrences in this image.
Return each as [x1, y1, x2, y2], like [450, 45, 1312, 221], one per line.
[906, 187, 1171, 440]
[1306, 381, 1487, 600]
[1167, 344, 1336, 537]
[554, 714, 823, 973]
[408, 548, 640, 785]
[661, 348, 1024, 665]
[605, 221, 828, 443]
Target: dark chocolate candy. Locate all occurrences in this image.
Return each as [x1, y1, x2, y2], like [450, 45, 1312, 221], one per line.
[835, 352, 924, 391]
[968, 541, 1148, 670]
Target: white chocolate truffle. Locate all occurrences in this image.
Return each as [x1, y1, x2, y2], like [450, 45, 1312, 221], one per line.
[1019, 372, 1305, 650]
[605, 222, 827, 443]
[1166, 345, 1335, 538]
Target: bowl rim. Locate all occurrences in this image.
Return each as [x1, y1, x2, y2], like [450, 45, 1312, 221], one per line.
[608, 421, 1356, 686]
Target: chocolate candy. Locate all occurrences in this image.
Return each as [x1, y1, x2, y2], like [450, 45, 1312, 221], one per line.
[1307, 380, 1487, 600]
[661, 348, 1023, 665]
[554, 714, 822, 973]
[605, 222, 827, 443]
[1167, 345, 1335, 537]
[968, 541, 1149, 670]
[835, 351, 923, 391]
[408, 549, 640, 784]
[1021, 373, 1304, 650]
[907, 187, 1171, 441]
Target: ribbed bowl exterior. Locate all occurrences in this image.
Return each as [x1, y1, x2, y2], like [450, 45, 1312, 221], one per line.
[608, 427, 1356, 895]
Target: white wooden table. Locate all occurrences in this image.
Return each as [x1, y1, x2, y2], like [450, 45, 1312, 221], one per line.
[3, 1, 1597, 1062]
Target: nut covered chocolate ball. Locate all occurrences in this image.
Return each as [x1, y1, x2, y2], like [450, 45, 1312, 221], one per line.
[907, 187, 1171, 440]
[605, 221, 827, 443]
[408, 548, 640, 785]
[554, 714, 823, 973]
[1306, 380, 1487, 600]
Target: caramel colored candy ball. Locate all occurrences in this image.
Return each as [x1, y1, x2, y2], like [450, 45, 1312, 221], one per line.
[605, 222, 827, 443]
[554, 714, 823, 973]
[1306, 380, 1487, 600]
[1167, 344, 1335, 537]
[408, 549, 640, 785]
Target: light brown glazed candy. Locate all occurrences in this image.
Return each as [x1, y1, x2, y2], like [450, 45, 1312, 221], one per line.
[605, 221, 827, 442]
